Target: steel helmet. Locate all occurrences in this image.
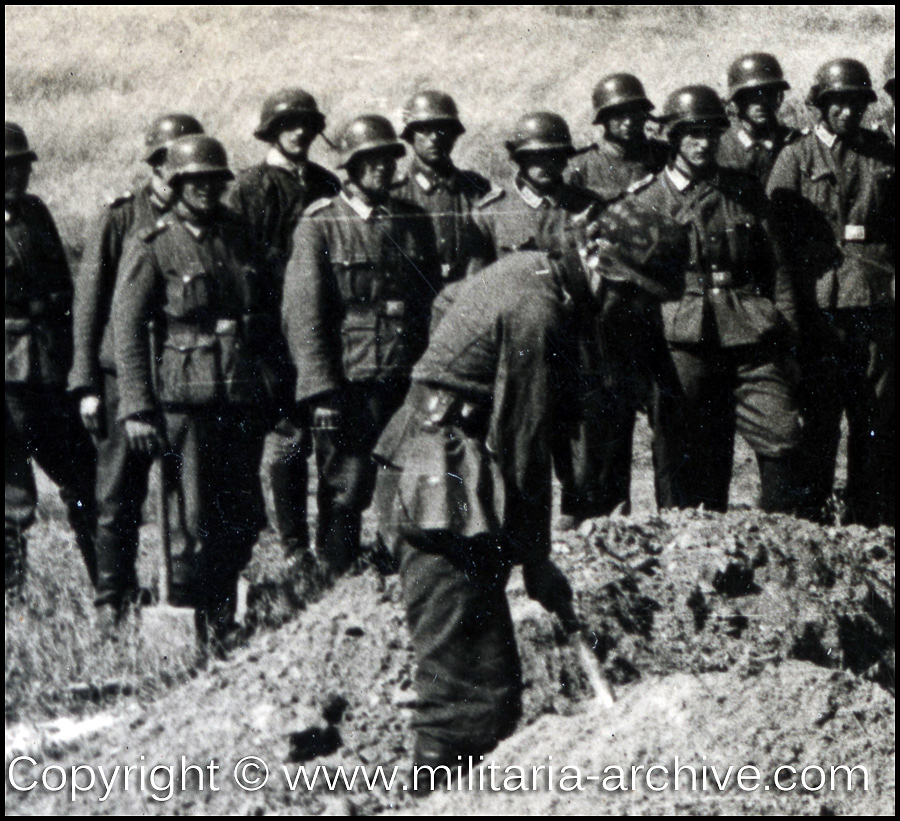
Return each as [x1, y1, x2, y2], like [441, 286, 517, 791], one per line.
[727, 53, 790, 100]
[591, 73, 654, 123]
[162, 135, 233, 185]
[400, 90, 465, 141]
[807, 59, 877, 106]
[661, 86, 730, 132]
[884, 49, 895, 96]
[144, 114, 204, 166]
[253, 88, 326, 142]
[505, 112, 576, 156]
[336, 115, 406, 169]
[5, 122, 37, 163]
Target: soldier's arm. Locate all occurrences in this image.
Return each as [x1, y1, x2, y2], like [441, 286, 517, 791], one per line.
[33, 198, 76, 370]
[68, 206, 122, 396]
[282, 215, 342, 405]
[487, 290, 557, 565]
[764, 149, 803, 334]
[112, 235, 161, 422]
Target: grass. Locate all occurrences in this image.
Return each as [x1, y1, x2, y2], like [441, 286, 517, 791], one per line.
[4, 5, 891, 724]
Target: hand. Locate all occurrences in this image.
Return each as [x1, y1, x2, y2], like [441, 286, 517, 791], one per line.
[79, 394, 103, 435]
[124, 418, 163, 455]
[523, 557, 581, 633]
[312, 405, 342, 432]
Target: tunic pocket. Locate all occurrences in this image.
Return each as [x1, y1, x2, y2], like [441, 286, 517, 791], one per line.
[157, 329, 219, 404]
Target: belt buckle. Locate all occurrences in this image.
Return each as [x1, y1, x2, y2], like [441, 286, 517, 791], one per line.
[440, 262, 453, 280]
[383, 300, 405, 318]
[711, 270, 732, 288]
[843, 224, 866, 242]
[215, 318, 238, 333]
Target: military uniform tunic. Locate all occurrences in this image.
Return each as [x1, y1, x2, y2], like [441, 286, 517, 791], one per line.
[767, 124, 895, 524]
[717, 121, 801, 184]
[69, 184, 165, 608]
[6, 193, 97, 588]
[644, 165, 801, 512]
[566, 136, 669, 201]
[374, 250, 574, 757]
[282, 190, 440, 573]
[394, 158, 493, 285]
[227, 150, 341, 554]
[113, 210, 269, 622]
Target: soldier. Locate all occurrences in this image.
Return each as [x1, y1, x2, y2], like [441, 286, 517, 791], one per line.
[6, 122, 97, 592]
[394, 90, 492, 318]
[282, 115, 440, 578]
[565, 75, 671, 518]
[373, 244, 600, 771]
[227, 89, 340, 560]
[567, 73, 668, 200]
[645, 87, 801, 513]
[468, 112, 605, 525]
[69, 114, 203, 629]
[113, 135, 272, 649]
[767, 59, 895, 526]
[472, 111, 601, 261]
[717, 53, 800, 183]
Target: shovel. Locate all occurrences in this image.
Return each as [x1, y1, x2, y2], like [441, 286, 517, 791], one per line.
[139, 456, 198, 650]
[525, 558, 616, 710]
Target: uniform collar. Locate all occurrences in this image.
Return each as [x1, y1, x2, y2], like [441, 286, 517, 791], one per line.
[180, 220, 209, 241]
[515, 176, 558, 209]
[411, 159, 457, 193]
[664, 164, 694, 192]
[266, 147, 308, 182]
[736, 124, 775, 151]
[814, 123, 838, 150]
[340, 190, 389, 221]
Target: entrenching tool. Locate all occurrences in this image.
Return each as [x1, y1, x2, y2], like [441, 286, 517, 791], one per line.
[525, 558, 616, 709]
[139, 456, 197, 646]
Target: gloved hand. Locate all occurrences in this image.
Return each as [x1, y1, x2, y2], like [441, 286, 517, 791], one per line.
[523, 557, 581, 633]
[79, 394, 103, 436]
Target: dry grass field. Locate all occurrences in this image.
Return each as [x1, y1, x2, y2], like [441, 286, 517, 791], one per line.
[5, 6, 895, 816]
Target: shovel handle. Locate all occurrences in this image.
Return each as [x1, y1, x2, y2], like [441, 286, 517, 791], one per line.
[156, 456, 173, 605]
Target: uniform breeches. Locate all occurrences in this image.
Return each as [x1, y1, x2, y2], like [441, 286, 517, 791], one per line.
[654, 342, 800, 511]
[398, 531, 522, 756]
[94, 373, 153, 606]
[559, 299, 670, 518]
[264, 422, 311, 551]
[161, 406, 266, 609]
[5, 385, 98, 586]
[798, 308, 894, 526]
[312, 380, 408, 573]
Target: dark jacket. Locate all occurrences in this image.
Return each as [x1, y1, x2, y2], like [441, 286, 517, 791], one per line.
[113, 209, 270, 420]
[375, 250, 576, 564]
[282, 191, 441, 404]
[227, 155, 340, 310]
[717, 121, 801, 185]
[766, 124, 895, 314]
[394, 159, 493, 285]
[566, 137, 669, 201]
[5, 193, 73, 386]
[631, 166, 796, 347]
[69, 184, 165, 393]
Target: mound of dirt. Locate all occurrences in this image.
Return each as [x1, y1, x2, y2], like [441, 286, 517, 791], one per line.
[6, 511, 894, 816]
